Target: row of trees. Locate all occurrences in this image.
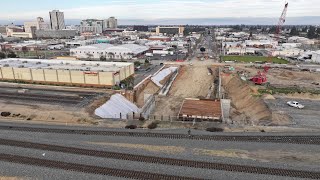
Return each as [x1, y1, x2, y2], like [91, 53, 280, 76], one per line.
[290, 26, 320, 39]
[229, 25, 320, 39]
[0, 51, 17, 59]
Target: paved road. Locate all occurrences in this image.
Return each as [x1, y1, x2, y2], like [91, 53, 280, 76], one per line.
[0, 122, 318, 179]
[134, 65, 163, 86]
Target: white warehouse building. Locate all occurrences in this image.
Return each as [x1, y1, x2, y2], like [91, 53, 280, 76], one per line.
[70, 44, 149, 60]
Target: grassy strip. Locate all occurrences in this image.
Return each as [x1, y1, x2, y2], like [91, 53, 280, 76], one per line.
[222, 56, 288, 64]
[259, 87, 320, 95]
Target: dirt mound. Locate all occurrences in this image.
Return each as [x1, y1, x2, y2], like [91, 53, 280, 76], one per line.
[223, 76, 272, 125]
[262, 94, 276, 100]
[270, 112, 292, 126]
[279, 71, 294, 78]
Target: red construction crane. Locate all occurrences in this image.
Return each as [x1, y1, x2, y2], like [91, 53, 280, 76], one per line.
[268, 2, 289, 63]
[252, 2, 289, 85]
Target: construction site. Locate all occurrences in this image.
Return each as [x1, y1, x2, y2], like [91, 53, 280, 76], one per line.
[224, 63, 320, 124]
[0, 3, 319, 132]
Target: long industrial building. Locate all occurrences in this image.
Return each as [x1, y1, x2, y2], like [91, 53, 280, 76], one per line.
[70, 44, 149, 60]
[0, 58, 134, 87]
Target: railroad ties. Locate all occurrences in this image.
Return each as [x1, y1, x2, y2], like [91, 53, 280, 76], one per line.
[0, 138, 319, 179]
[1, 125, 320, 145]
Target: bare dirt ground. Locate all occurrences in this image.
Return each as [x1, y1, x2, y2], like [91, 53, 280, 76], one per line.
[153, 64, 215, 116]
[0, 177, 30, 180]
[169, 65, 213, 98]
[0, 100, 97, 125]
[222, 65, 320, 127]
[222, 75, 273, 125]
[237, 66, 320, 89]
[268, 69, 320, 88]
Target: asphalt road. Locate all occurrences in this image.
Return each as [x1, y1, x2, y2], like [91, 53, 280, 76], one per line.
[0, 122, 318, 180]
[134, 64, 163, 86]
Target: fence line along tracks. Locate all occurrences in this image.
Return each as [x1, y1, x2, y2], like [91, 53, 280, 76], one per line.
[0, 138, 320, 179]
[0, 125, 319, 145]
[0, 153, 199, 180]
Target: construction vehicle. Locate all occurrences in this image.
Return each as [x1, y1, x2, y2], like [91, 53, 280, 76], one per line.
[251, 2, 288, 85]
[251, 66, 270, 85]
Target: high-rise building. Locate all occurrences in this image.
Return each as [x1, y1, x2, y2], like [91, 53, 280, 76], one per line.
[105, 17, 118, 29]
[49, 10, 65, 30]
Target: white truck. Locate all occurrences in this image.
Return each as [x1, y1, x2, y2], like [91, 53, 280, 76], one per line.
[146, 53, 153, 57]
[287, 101, 304, 109]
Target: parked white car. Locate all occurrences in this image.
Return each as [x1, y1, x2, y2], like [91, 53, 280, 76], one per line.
[287, 101, 304, 109]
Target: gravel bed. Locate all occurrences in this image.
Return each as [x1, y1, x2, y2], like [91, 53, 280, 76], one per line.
[0, 160, 124, 180]
[0, 130, 318, 172]
[1, 121, 320, 136]
[265, 98, 320, 128]
[0, 145, 308, 180]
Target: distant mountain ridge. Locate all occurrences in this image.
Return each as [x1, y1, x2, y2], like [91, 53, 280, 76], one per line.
[1, 16, 319, 26]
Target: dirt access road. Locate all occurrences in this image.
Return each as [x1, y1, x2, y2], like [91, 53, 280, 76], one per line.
[153, 60, 215, 117]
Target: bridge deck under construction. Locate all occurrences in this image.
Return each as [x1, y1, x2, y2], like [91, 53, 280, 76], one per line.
[178, 99, 222, 121]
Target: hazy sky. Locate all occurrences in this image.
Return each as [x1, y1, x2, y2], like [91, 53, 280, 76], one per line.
[0, 0, 318, 21]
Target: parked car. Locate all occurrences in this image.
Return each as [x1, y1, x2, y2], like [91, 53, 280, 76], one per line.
[287, 101, 304, 109]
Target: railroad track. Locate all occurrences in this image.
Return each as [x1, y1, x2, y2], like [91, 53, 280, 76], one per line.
[0, 138, 319, 179]
[0, 153, 199, 180]
[0, 93, 83, 104]
[1, 125, 319, 145]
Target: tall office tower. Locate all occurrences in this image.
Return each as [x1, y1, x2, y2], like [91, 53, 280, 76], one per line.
[49, 10, 65, 30]
[107, 17, 118, 29]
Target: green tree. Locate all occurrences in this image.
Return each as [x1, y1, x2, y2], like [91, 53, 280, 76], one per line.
[7, 52, 17, 58]
[317, 28, 320, 36]
[302, 26, 308, 32]
[249, 32, 253, 39]
[134, 61, 141, 66]
[0, 52, 6, 59]
[307, 26, 317, 39]
[21, 46, 28, 57]
[100, 56, 107, 61]
[290, 26, 299, 36]
[269, 26, 276, 33]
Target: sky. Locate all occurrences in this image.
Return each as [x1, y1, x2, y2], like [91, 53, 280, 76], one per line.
[0, 0, 319, 24]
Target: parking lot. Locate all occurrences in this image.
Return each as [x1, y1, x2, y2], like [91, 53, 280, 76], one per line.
[134, 64, 163, 86]
[265, 98, 320, 128]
